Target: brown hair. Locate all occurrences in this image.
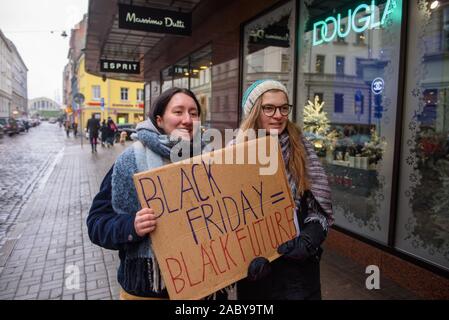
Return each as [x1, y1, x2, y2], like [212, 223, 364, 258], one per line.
[238, 90, 310, 195]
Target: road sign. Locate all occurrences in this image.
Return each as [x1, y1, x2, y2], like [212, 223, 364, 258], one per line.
[74, 93, 85, 105]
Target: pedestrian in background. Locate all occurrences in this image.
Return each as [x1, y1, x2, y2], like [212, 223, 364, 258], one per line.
[72, 121, 78, 137]
[86, 114, 100, 153]
[105, 117, 117, 147]
[234, 79, 334, 300]
[100, 120, 107, 147]
[64, 120, 71, 138]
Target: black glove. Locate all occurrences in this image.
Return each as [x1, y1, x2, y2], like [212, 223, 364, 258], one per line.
[247, 257, 271, 281]
[277, 222, 326, 262]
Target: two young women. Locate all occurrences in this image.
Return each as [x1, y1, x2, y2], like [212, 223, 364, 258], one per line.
[87, 80, 333, 300]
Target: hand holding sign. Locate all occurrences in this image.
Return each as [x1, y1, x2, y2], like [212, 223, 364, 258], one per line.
[134, 207, 157, 237]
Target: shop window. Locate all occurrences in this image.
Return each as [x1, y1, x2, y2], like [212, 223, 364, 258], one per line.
[161, 67, 173, 92]
[297, 0, 403, 243]
[150, 80, 160, 110]
[117, 113, 129, 124]
[173, 57, 189, 89]
[190, 45, 212, 126]
[242, 0, 296, 105]
[395, 2, 449, 271]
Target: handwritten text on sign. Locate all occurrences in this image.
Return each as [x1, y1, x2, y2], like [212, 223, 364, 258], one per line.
[133, 137, 295, 299]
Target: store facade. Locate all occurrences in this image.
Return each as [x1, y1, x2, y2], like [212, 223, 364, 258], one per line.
[85, 0, 449, 297]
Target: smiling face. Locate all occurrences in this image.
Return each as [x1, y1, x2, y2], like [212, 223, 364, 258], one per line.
[256, 90, 289, 135]
[156, 93, 200, 140]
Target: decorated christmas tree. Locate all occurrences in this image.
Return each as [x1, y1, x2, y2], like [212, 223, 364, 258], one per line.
[303, 95, 330, 136]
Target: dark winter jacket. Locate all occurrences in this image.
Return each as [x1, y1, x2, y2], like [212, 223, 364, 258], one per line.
[86, 118, 100, 138]
[237, 191, 324, 300]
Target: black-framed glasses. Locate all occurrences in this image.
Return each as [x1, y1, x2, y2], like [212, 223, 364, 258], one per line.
[261, 104, 293, 117]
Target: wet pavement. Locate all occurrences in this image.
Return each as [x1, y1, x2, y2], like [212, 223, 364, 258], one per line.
[0, 122, 420, 299]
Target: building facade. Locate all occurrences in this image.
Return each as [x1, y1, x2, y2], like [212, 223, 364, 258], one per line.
[0, 29, 12, 118]
[8, 40, 28, 117]
[65, 14, 145, 127]
[84, 0, 449, 298]
[76, 55, 145, 126]
[28, 97, 62, 116]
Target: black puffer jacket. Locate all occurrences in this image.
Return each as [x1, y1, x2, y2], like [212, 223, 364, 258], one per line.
[237, 191, 325, 300]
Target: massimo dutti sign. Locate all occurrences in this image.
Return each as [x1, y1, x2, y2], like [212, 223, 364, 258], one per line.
[118, 4, 191, 36]
[100, 59, 140, 74]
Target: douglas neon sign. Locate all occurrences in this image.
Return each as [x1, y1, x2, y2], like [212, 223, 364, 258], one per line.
[312, 0, 396, 46]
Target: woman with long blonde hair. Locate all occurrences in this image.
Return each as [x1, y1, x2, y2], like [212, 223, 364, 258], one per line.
[236, 79, 334, 300]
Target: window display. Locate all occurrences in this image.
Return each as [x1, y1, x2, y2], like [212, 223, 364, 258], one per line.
[395, 0, 449, 271]
[296, 0, 403, 243]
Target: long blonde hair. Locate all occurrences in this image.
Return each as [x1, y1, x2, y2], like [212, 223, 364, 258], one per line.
[238, 90, 310, 196]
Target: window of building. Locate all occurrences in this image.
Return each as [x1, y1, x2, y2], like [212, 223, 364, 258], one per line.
[242, 0, 296, 106]
[336, 56, 345, 75]
[316, 55, 325, 74]
[443, 6, 449, 51]
[334, 93, 344, 113]
[395, 2, 449, 271]
[297, 0, 403, 244]
[120, 88, 129, 101]
[136, 88, 144, 102]
[92, 85, 101, 100]
[355, 32, 366, 46]
[336, 24, 347, 43]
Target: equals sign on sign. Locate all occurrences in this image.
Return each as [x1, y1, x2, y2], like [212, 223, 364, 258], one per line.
[271, 191, 285, 205]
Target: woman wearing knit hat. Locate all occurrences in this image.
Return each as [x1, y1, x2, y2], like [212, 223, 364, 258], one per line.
[236, 79, 334, 300]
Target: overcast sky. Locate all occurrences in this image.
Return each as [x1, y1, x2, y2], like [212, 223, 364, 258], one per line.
[0, 0, 88, 103]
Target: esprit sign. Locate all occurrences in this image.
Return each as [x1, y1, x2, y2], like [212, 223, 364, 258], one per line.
[312, 0, 396, 46]
[100, 59, 140, 74]
[118, 4, 191, 36]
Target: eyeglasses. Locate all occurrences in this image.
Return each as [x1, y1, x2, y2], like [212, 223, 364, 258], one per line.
[261, 104, 293, 117]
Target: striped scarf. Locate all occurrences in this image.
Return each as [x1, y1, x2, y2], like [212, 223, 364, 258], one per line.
[279, 132, 334, 233]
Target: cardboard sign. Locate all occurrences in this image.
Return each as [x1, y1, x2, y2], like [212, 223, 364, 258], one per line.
[133, 137, 295, 300]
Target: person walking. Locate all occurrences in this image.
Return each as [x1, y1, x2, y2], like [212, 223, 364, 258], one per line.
[72, 121, 78, 137]
[234, 79, 334, 300]
[64, 120, 71, 138]
[105, 117, 117, 147]
[100, 120, 107, 147]
[86, 114, 100, 153]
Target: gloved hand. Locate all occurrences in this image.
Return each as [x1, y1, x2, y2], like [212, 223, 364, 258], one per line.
[247, 257, 271, 281]
[277, 222, 326, 262]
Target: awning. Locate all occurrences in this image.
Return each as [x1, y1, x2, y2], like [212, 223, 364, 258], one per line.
[85, 0, 201, 82]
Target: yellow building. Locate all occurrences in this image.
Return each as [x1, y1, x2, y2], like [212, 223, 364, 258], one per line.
[76, 55, 145, 127]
